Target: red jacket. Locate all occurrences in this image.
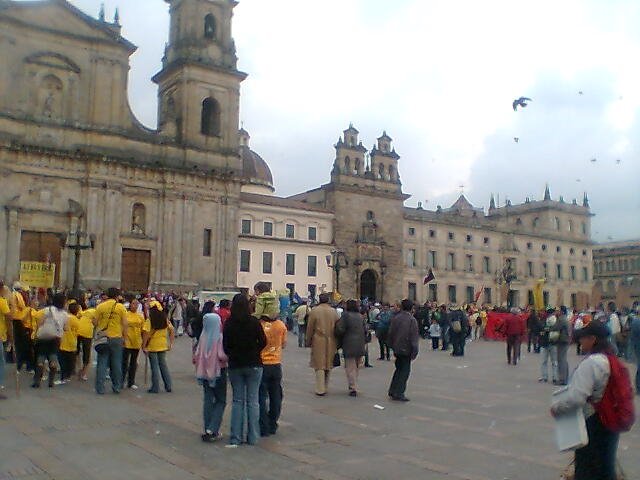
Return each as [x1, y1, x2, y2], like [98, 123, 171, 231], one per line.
[503, 314, 526, 336]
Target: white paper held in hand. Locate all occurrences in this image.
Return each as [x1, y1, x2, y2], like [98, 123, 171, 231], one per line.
[552, 387, 588, 452]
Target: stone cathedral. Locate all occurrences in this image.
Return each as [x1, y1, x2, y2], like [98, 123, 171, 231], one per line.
[0, 0, 246, 292]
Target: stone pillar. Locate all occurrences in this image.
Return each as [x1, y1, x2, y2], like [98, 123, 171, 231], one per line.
[5, 209, 21, 283]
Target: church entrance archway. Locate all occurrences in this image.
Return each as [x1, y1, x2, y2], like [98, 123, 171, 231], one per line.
[360, 269, 377, 301]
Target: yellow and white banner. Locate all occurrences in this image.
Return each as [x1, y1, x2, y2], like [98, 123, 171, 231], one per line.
[19, 261, 56, 288]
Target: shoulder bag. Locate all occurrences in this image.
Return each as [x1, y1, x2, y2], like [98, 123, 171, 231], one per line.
[94, 302, 117, 352]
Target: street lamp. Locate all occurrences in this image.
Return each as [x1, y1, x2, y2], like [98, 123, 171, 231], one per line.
[64, 227, 95, 296]
[326, 250, 349, 294]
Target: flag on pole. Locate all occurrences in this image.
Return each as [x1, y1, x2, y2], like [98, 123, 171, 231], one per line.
[423, 268, 435, 285]
[474, 285, 484, 304]
[533, 278, 545, 311]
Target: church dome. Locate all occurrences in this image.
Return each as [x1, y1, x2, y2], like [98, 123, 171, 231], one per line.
[239, 128, 275, 195]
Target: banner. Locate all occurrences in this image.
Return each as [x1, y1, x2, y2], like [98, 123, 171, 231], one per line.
[533, 279, 545, 311]
[20, 261, 56, 288]
[484, 311, 530, 341]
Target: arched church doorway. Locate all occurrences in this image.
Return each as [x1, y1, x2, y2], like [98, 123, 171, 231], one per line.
[360, 269, 377, 301]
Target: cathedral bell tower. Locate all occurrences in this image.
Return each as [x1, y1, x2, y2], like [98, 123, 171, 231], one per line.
[152, 0, 246, 152]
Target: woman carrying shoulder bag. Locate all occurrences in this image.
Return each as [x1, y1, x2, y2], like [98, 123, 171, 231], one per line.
[142, 301, 174, 394]
[31, 293, 67, 388]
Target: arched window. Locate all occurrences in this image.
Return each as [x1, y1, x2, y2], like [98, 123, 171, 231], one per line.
[204, 14, 216, 39]
[354, 158, 360, 175]
[201, 97, 221, 136]
[568, 220, 574, 232]
[554, 217, 561, 231]
[40, 74, 63, 118]
[388, 164, 395, 181]
[344, 156, 351, 174]
[132, 203, 146, 235]
[515, 217, 522, 226]
[532, 217, 539, 229]
[378, 163, 385, 179]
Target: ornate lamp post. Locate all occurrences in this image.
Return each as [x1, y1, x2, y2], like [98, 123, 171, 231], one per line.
[64, 227, 95, 296]
[326, 249, 349, 294]
[495, 258, 517, 308]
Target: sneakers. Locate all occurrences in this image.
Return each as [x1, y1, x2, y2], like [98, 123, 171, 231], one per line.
[201, 432, 220, 443]
[349, 390, 358, 397]
[129, 384, 139, 390]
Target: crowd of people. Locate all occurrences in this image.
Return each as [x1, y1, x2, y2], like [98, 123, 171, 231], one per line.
[0, 278, 638, 478]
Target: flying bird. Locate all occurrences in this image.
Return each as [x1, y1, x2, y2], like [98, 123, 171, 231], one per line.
[578, 91, 583, 95]
[513, 137, 519, 143]
[512, 97, 532, 111]
[590, 158, 597, 163]
[616, 159, 621, 164]
[576, 179, 581, 182]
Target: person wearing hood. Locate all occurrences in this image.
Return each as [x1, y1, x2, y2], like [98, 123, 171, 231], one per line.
[256, 282, 288, 437]
[194, 301, 228, 442]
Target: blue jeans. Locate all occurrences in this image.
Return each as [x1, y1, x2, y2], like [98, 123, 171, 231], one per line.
[203, 368, 227, 435]
[95, 337, 123, 394]
[148, 351, 172, 393]
[540, 345, 558, 381]
[259, 364, 283, 435]
[0, 341, 5, 387]
[228, 366, 263, 445]
[633, 342, 640, 394]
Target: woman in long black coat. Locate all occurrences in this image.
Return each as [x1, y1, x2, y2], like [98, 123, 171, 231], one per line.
[335, 299, 366, 396]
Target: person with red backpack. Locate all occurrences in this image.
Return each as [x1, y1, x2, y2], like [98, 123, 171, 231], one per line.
[550, 321, 635, 480]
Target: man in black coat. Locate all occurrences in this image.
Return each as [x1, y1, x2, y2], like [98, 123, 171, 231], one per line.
[387, 299, 420, 402]
[449, 307, 470, 357]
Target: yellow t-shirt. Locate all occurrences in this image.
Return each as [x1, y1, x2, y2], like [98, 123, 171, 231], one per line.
[143, 319, 173, 352]
[12, 292, 29, 324]
[0, 297, 10, 342]
[95, 299, 128, 338]
[78, 308, 96, 339]
[260, 319, 287, 365]
[60, 314, 80, 352]
[125, 311, 144, 349]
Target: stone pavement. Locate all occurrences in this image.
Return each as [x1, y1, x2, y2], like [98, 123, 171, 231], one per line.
[1, 334, 638, 480]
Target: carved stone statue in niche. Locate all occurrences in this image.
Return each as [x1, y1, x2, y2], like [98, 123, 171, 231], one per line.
[39, 74, 63, 118]
[131, 203, 146, 235]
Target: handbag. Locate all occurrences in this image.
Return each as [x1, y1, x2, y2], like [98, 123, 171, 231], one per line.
[332, 351, 341, 367]
[94, 302, 117, 352]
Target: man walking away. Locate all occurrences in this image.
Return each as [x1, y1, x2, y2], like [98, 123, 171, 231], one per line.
[527, 309, 541, 353]
[449, 307, 469, 357]
[387, 299, 419, 401]
[375, 304, 392, 360]
[306, 293, 339, 396]
[503, 308, 525, 365]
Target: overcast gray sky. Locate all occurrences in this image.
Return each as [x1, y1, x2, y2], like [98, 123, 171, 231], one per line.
[66, 0, 639, 242]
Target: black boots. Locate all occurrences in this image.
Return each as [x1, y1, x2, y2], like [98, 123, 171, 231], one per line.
[32, 364, 44, 388]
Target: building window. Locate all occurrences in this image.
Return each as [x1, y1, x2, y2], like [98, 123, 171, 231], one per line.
[204, 13, 216, 38]
[582, 267, 589, 282]
[263, 221, 273, 236]
[262, 252, 273, 274]
[542, 262, 548, 278]
[408, 227, 416, 236]
[448, 232, 454, 241]
[308, 226, 317, 241]
[483, 287, 492, 304]
[408, 282, 417, 302]
[286, 254, 295, 275]
[554, 217, 561, 231]
[407, 249, 417, 268]
[543, 291, 550, 306]
[201, 97, 221, 136]
[483, 256, 491, 274]
[581, 222, 587, 235]
[241, 219, 251, 235]
[466, 286, 474, 304]
[533, 217, 539, 229]
[447, 253, 455, 271]
[448, 285, 457, 304]
[286, 224, 295, 239]
[556, 246, 561, 253]
[428, 283, 438, 302]
[568, 220, 574, 232]
[483, 237, 489, 245]
[527, 261, 533, 277]
[308, 256, 317, 277]
[569, 248, 575, 255]
[429, 230, 436, 238]
[528, 290, 534, 306]
[466, 254, 474, 272]
[308, 284, 317, 299]
[427, 251, 437, 268]
[542, 244, 547, 251]
[556, 264, 563, 279]
[570, 265, 576, 280]
[240, 250, 250, 272]
[527, 242, 532, 250]
[131, 203, 146, 234]
[571, 293, 577, 309]
[203, 228, 212, 257]
[582, 249, 587, 256]
[466, 234, 472, 243]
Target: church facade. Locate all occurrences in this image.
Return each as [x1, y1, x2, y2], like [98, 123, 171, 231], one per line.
[0, 1, 595, 308]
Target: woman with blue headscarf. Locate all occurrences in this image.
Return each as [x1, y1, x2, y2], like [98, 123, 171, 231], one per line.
[194, 301, 228, 442]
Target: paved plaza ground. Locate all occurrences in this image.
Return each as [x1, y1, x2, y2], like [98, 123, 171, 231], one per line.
[1, 334, 638, 480]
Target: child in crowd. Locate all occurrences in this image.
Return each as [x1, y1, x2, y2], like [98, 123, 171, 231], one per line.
[429, 319, 441, 350]
[59, 302, 80, 383]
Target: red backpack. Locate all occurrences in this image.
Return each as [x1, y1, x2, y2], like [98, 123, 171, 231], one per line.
[593, 353, 635, 433]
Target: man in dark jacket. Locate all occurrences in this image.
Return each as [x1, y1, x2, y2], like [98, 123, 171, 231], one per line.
[387, 299, 420, 401]
[437, 305, 451, 351]
[449, 307, 470, 357]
